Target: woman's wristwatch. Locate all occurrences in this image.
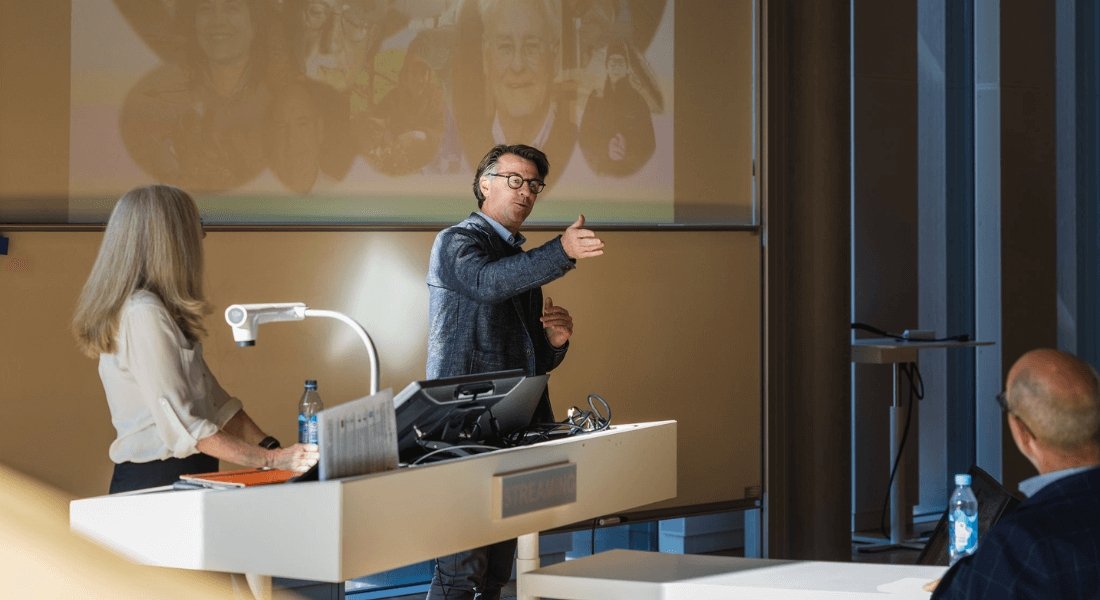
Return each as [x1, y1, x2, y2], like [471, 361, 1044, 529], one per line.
[258, 436, 281, 450]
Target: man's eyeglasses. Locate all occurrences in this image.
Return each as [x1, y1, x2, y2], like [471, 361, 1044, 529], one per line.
[488, 173, 546, 194]
[485, 37, 547, 69]
[302, 2, 375, 42]
[996, 390, 1038, 438]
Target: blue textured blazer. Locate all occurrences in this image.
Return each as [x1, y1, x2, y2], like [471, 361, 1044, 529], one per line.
[426, 213, 575, 422]
[932, 466, 1100, 600]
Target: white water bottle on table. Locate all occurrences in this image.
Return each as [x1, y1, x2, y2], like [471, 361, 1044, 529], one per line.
[948, 473, 979, 565]
[298, 380, 323, 444]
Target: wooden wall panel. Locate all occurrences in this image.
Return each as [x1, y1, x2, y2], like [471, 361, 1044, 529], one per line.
[0, 229, 761, 512]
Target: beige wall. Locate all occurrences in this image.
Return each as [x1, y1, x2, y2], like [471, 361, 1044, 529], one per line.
[0, 229, 762, 510]
[0, 1, 69, 219]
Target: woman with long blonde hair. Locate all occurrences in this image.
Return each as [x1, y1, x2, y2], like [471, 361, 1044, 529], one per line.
[74, 185, 317, 493]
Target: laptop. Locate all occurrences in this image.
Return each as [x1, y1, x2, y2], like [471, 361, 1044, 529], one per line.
[478, 373, 549, 434]
[391, 371, 549, 459]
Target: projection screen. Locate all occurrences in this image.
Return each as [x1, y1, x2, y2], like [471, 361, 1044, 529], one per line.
[65, 0, 753, 225]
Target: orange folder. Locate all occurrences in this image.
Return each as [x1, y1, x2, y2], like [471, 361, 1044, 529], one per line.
[179, 467, 298, 489]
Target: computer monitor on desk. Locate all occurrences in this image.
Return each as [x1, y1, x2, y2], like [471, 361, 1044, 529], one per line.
[393, 370, 549, 463]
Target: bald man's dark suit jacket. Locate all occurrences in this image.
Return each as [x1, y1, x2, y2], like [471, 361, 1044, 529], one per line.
[931, 466, 1100, 600]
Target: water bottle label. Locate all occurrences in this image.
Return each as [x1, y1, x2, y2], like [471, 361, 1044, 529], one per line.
[298, 414, 319, 444]
[953, 520, 972, 552]
[307, 416, 318, 444]
[950, 509, 979, 558]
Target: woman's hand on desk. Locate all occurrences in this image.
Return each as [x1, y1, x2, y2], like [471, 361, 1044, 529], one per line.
[270, 443, 319, 473]
[198, 431, 318, 471]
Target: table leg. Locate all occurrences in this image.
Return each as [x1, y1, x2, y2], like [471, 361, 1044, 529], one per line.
[855, 363, 924, 553]
[890, 363, 906, 544]
[244, 573, 271, 600]
[516, 532, 541, 600]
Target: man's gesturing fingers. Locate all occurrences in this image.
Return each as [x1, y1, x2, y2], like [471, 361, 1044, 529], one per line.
[542, 297, 573, 347]
[561, 214, 605, 259]
[541, 305, 572, 325]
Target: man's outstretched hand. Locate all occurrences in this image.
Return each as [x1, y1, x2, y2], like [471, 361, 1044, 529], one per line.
[542, 297, 573, 348]
[561, 215, 605, 259]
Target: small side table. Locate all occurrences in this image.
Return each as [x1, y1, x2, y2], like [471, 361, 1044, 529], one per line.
[851, 338, 994, 552]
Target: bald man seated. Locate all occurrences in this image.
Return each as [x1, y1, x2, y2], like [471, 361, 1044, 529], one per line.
[929, 349, 1100, 599]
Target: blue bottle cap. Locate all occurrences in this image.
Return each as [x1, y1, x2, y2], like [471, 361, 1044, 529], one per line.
[305, 380, 318, 389]
[955, 474, 971, 486]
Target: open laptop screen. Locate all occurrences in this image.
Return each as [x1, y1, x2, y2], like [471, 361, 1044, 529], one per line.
[392, 370, 549, 460]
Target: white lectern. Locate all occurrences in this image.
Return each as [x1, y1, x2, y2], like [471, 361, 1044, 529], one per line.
[71, 421, 677, 597]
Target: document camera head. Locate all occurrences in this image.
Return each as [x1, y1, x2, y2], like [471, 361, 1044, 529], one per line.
[224, 303, 308, 346]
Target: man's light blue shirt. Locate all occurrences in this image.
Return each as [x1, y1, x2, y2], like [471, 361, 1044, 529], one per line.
[477, 211, 526, 249]
[1018, 464, 1099, 497]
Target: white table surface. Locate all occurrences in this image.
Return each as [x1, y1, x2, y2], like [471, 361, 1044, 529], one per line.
[519, 549, 948, 600]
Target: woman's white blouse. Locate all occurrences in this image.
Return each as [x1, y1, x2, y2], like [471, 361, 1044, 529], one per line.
[99, 290, 242, 464]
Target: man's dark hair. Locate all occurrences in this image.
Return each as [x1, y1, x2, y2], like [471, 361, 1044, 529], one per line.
[473, 144, 550, 208]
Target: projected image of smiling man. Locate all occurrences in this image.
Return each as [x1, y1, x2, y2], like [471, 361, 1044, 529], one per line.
[480, 0, 561, 147]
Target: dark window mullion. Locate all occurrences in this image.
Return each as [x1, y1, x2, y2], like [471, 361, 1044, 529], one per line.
[1078, 0, 1100, 370]
[945, 0, 977, 479]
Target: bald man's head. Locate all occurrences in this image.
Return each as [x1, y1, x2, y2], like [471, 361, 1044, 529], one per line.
[1006, 349, 1100, 454]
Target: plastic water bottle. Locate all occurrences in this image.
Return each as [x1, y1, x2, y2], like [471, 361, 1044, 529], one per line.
[298, 380, 323, 444]
[948, 473, 979, 565]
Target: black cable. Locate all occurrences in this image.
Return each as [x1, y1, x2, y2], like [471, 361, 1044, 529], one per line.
[563, 395, 612, 433]
[852, 322, 901, 339]
[879, 361, 924, 540]
[504, 394, 613, 447]
[587, 394, 611, 429]
[504, 421, 588, 446]
[409, 444, 500, 466]
[591, 518, 599, 556]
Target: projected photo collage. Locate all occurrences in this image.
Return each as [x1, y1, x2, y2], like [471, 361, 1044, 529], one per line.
[70, 0, 674, 224]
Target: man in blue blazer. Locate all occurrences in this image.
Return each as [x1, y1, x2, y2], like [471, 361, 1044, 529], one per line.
[425, 143, 605, 600]
[930, 349, 1100, 599]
